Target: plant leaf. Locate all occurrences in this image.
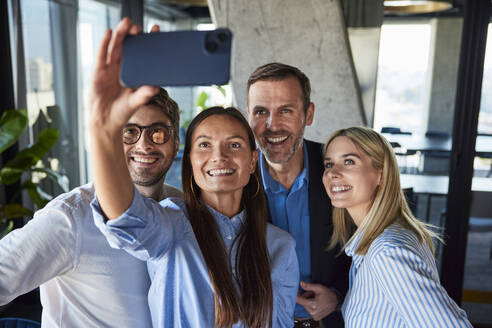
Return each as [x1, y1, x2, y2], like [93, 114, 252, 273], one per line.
[195, 91, 208, 109]
[0, 220, 14, 239]
[1, 203, 32, 219]
[21, 181, 52, 208]
[31, 167, 69, 192]
[0, 109, 28, 154]
[0, 166, 24, 185]
[4, 128, 59, 171]
[216, 85, 226, 97]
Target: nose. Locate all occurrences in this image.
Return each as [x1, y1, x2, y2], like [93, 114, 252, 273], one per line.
[134, 130, 154, 151]
[266, 112, 279, 131]
[211, 144, 228, 162]
[326, 164, 342, 179]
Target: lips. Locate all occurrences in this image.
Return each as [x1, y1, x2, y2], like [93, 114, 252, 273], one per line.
[331, 185, 352, 193]
[207, 168, 236, 176]
[129, 151, 162, 166]
[267, 135, 288, 143]
[132, 156, 158, 164]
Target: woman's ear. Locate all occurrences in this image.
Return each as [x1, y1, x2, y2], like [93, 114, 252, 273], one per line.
[377, 169, 383, 186]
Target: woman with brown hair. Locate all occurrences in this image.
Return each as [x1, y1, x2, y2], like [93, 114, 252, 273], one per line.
[89, 19, 298, 327]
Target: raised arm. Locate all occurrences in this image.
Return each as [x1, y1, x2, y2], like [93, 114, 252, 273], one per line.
[89, 18, 158, 219]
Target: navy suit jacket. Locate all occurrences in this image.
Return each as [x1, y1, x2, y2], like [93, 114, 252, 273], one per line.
[262, 139, 351, 327]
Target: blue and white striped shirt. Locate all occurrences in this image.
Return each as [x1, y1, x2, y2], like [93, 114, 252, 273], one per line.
[342, 224, 471, 327]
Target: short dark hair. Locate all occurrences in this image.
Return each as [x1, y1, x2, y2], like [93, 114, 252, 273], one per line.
[146, 88, 180, 144]
[247, 62, 311, 111]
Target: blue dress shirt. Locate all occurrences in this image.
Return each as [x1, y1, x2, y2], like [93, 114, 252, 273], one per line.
[259, 143, 311, 318]
[92, 189, 299, 328]
[342, 224, 472, 327]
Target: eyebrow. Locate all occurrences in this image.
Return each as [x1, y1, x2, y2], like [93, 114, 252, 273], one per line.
[324, 153, 361, 160]
[125, 122, 169, 127]
[251, 105, 268, 112]
[194, 135, 247, 141]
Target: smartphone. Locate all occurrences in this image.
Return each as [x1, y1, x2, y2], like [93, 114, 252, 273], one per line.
[120, 29, 232, 87]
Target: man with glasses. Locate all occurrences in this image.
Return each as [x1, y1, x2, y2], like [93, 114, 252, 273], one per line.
[0, 88, 181, 327]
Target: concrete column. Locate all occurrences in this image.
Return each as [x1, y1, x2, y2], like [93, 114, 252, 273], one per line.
[423, 17, 463, 134]
[421, 17, 462, 174]
[208, 0, 365, 143]
[343, 0, 383, 126]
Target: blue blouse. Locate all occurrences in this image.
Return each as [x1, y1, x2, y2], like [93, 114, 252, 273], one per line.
[92, 189, 299, 328]
[342, 224, 471, 328]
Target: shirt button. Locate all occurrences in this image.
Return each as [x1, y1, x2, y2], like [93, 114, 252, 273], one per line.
[226, 235, 232, 240]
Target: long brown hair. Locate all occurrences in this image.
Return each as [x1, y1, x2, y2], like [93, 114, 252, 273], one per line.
[182, 106, 273, 327]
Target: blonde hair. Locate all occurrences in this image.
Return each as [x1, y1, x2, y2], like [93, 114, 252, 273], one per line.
[324, 126, 438, 255]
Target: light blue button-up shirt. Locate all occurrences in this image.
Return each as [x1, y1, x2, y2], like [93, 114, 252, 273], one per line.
[92, 189, 299, 328]
[259, 143, 311, 318]
[342, 224, 472, 327]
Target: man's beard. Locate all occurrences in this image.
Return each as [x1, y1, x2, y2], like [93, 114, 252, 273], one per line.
[260, 127, 305, 164]
[131, 169, 166, 187]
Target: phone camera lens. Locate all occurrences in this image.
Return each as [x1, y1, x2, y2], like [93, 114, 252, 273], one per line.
[217, 32, 228, 43]
[206, 41, 218, 53]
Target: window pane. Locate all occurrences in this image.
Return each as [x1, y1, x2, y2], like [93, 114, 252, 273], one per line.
[373, 23, 431, 133]
[78, 0, 120, 182]
[21, 0, 54, 124]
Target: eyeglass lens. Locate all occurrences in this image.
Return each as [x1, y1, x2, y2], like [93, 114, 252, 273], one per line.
[123, 124, 170, 145]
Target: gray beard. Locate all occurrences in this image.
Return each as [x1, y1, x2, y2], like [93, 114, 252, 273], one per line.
[262, 127, 305, 165]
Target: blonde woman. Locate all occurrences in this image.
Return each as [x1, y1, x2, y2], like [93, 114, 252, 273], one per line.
[322, 126, 471, 327]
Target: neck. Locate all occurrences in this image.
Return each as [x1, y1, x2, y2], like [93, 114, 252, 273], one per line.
[348, 206, 368, 227]
[265, 144, 305, 190]
[201, 190, 243, 218]
[135, 180, 165, 201]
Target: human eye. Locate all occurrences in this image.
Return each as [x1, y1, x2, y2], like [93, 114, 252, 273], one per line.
[198, 141, 210, 148]
[123, 126, 139, 135]
[324, 161, 333, 169]
[254, 108, 267, 116]
[344, 158, 355, 165]
[230, 142, 241, 149]
[280, 108, 292, 114]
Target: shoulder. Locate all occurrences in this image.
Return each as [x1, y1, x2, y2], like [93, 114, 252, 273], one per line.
[266, 223, 296, 252]
[304, 139, 324, 158]
[158, 196, 186, 212]
[267, 223, 294, 241]
[35, 183, 95, 219]
[157, 197, 191, 227]
[161, 184, 183, 199]
[366, 224, 424, 261]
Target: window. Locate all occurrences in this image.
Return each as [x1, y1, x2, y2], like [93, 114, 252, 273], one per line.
[373, 23, 431, 133]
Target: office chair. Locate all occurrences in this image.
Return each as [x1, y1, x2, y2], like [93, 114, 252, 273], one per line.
[0, 318, 40, 328]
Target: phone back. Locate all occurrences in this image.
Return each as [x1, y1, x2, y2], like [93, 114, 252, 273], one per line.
[120, 29, 232, 87]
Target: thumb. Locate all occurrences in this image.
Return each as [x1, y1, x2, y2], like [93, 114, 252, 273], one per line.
[300, 281, 322, 293]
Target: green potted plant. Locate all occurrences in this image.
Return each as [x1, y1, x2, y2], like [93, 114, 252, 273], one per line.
[0, 109, 68, 238]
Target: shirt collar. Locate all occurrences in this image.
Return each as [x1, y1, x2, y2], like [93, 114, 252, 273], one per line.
[203, 201, 246, 227]
[345, 230, 363, 258]
[259, 140, 309, 193]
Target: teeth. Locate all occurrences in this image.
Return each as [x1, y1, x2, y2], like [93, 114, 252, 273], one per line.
[332, 185, 352, 192]
[267, 136, 288, 143]
[208, 168, 235, 176]
[133, 157, 157, 164]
